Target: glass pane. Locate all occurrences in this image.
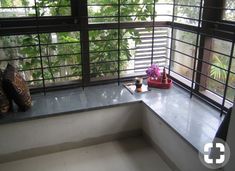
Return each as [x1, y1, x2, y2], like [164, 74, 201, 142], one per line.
[0, 0, 71, 18]
[121, 27, 170, 78]
[0, 34, 42, 86]
[174, 29, 197, 45]
[174, 0, 201, 26]
[36, 0, 71, 16]
[88, 0, 154, 23]
[89, 29, 118, 80]
[0, 0, 35, 17]
[209, 53, 229, 72]
[174, 41, 196, 57]
[175, 0, 201, 6]
[153, 27, 170, 67]
[174, 6, 200, 26]
[223, 0, 235, 21]
[228, 72, 235, 103]
[202, 38, 232, 102]
[0, 32, 81, 87]
[207, 39, 232, 84]
[120, 3, 153, 22]
[206, 78, 225, 97]
[90, 40, 118, 52]
[212, 38, 232, 56]
[203, 39, 231, 99]
[121, 27, 153, 77]
[88, 5, 118, 23]
[88, 0, 118, 23]
[89, 27, 170, 79]
[233, 44, 235, 57]
[231, 58, 235, 73]
[170, 29, 197, 82]
[90, 51, 118, 63]
[171, 62, 193, 80]
[41, 32, 81, 84]
[226, 87, 235, 102]
[228, 72, 235, 88]
[155, 0, 173, 21]
[173, 52, 194, 68]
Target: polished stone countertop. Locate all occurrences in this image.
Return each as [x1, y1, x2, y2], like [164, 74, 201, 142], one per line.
[133, 85, 222, 152]
[0, 83, 222, 153]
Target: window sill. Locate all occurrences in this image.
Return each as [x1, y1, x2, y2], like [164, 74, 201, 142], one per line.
[0, 83, 222, 153]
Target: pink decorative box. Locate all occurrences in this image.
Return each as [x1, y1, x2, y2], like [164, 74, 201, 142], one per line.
[147, 77, 173, 89]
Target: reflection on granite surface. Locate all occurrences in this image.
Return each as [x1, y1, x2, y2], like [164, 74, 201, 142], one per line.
[0, 83, 222, 152]
[138, 86, 222, 152]
[0, 84, 137, 123]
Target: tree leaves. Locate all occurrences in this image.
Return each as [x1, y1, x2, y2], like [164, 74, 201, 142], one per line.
[210, 55, 228, 82]
[2, 0, 155, 83]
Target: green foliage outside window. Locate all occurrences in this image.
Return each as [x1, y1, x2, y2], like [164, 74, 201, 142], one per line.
[1, 0, 234, 102]
[88, 0, 154, 78]
[0, 0, 156, 85]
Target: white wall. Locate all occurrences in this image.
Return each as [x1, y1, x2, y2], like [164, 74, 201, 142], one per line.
[0, 103, 142, 156]
[142, 107, 214, 171]
[0, 101, 227, 171]
[225, 99, 235, 171]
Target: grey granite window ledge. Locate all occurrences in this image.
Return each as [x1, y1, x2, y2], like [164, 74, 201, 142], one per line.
[0, 83, 222, 153]
[0, 84, 138, 124]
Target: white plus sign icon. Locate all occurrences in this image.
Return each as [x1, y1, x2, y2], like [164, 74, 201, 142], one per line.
[204, 142, 225, 164]
[199, 138, 230, 169]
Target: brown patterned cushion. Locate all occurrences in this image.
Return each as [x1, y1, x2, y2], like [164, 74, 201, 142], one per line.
[2, 64, 32, 111]
[0, 70, 10, 113]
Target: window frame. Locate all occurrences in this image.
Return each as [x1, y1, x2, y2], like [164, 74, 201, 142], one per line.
[0, 0, 234, 115]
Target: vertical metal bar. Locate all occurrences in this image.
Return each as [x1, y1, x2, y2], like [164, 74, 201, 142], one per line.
[71, 0, 81, 89]
[118, 0, 121, 86]
[34, 0, 46, 95]
[190, 0, 203, 98]
[168, 0, 176, 75]
[71, 0, 80, 17]
[220, 39, 235, 116]
[79, 0, 90, 89]
[151, 0, 156, 65]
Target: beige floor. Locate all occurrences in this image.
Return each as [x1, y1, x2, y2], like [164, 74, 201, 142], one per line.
[0, 137, 172, 171]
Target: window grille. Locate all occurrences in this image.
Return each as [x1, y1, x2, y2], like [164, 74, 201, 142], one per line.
[0, 0, 234, 115]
